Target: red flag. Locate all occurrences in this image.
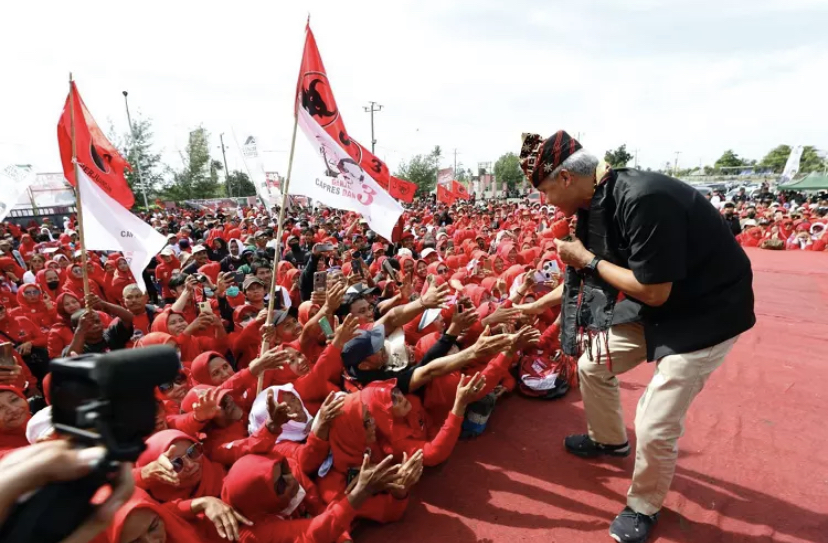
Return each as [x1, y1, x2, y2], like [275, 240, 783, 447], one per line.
[389, 176, 416, 203]
[57, 82, 134, 209]
[452, 180, 470, 200]
[437, 184, 456, 205]
[296, 24, 391, 190]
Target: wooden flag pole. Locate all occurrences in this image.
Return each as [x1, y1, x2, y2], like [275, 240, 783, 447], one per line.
[257, 112, 300, 395]
[68, 73, 92, 307]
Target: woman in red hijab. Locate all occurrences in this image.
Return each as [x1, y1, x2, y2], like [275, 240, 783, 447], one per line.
[36, 268, 62, 302]
[316, 392, 412, 525]
[0, 386, 31, 460]
[104, 488, 203, 543]
[179, 385, 274, 467]
[62, 263, 106, 301]
[134, 430, 228, 512]
[103, 256, 136, 304]
[221, 452, 374, 543]
[278, 268, 302, 309]
[151, 310, 229, 365]
[9, 283, 56, 333]
[361, 375, 481, 467]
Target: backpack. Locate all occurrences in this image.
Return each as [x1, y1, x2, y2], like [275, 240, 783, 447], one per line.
[460, 391, 497, 439]
[516, 350, 575, 400]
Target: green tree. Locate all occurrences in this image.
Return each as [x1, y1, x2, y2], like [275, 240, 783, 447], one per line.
[109, 114, 164, 204]
[395, 146, 442, 197]
[493, 152, 523, 191]
[225, 170, 256, 197]
[455, 166, 473, 183]
[761, 144, 825, 174]
[714, 149, 748, 170]
[162, 127, 221, 201]
[604, 144, 633, 168]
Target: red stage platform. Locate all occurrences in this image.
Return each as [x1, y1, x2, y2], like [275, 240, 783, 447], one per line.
[361, 248, 828, 543]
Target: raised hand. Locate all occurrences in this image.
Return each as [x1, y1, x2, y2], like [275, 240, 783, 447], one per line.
[311, 391, 345, 440]
[483, 305, 520, 326]
[193, 387, 221, 422]
[471, 326, 512, 358]
[140, 445, 179, 486]
[448, 306, 477, 335]
[420, 282, 450, 309]
[454, 372, 486, 411]
[332, 314, 360, 349]
[265, 389, 295, 434]
[192, 496, 253, 542]
[249, 347, 290, 376]
[354, 453, 401, 496]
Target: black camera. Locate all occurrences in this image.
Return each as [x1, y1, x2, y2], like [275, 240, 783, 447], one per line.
[195, 273, 209, 283]
[0, 346, 178, 543]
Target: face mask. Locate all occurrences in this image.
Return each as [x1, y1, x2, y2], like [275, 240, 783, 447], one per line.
[226, 286, 240, 297]
[46, 280, 60, 290]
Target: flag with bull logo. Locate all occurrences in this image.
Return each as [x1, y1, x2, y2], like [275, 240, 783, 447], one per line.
[57, 81, 134, 209]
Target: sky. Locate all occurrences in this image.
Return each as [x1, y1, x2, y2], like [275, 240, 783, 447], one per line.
[1, 0, 827, 185]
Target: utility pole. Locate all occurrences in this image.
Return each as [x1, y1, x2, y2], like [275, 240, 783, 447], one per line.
[634, 148, 640, 169]
[453, 148, 460, 174]
[363, 101, 383, 154]
[219, 133, 231, 197]
[673, 151, 682, 177]
[121, 91, 150, 209]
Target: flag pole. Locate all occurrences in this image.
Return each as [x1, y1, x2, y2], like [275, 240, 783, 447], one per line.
[68, 73, 92, 307]
[257, 111, 300, 395]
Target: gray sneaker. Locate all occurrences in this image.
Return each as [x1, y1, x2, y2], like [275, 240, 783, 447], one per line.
[609, 506, 658, 543]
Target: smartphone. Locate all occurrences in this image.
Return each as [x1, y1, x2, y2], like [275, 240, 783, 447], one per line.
[318, 242, 335, 252]
[233, 271, 246, 284]
[318, 316, 334, 338]
[273, 293, 284, 310]
[198, 301, 213, 315]
[313, 271, 328, 293]
[0, 343, 15, 366]
[352, 258, 363, 278]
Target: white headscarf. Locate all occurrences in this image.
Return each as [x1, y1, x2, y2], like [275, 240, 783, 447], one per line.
[248, 383, 312, 442]
[26, 406, 54, 444]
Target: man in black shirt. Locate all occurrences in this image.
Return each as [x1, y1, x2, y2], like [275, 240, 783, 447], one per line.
[722, 202, 742, 237]
[517, 131, 755, 543]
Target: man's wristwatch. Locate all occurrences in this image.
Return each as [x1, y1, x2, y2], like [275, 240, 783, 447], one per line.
[585, 256, 602, 274]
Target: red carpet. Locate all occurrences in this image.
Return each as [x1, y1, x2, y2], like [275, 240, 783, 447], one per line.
[360, 249, 828, 543]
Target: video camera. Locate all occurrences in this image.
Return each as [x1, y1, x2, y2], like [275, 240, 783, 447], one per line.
[0, 345, 178, 543]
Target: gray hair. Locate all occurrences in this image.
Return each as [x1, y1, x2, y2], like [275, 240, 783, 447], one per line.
[548, 149, 600, 181]
[122, 283, 143, 297]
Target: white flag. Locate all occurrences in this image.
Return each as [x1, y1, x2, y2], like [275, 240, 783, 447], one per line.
[780, 145, 804, 184]
[0, 164, 36, 223]
[242, 136, 280, 212]
[77, 169, 167, 292]
[293, 108, 402, 240]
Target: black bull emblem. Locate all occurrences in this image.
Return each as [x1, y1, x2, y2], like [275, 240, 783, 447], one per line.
[301, 79, 337, 119]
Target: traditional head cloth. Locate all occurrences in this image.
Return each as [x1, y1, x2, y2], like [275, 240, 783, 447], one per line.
[519, 131, 583, 188]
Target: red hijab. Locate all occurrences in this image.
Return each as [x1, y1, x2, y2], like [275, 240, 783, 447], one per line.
[328, 392, 375, 473]
[220, 453, 290, 520]
[190, 350, 226, 385]
[136, 429, 226, 503]
[105, 488, 201, 543]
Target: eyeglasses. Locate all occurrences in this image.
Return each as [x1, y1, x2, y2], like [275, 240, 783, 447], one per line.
[22, 289, 40, 297]
[169, 442, 203, 473]
[437, 268, 448, 274]
[158, 374, 187, 393]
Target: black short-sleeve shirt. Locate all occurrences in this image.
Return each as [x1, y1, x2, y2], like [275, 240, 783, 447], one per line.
[610, 169, 755, 360]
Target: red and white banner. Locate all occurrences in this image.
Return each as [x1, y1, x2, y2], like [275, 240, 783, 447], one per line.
[295, 24, 397, 195]
[295, 107, 402, 239]
[437, 167, 454, 186]
[57, 82, 134, 209]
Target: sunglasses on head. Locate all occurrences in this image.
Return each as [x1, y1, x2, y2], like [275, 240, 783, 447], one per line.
[169, 442, 203, 473]
[158, 374, 187, 393]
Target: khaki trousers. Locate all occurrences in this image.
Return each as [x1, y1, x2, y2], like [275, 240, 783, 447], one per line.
[577, 322, 738, 515]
